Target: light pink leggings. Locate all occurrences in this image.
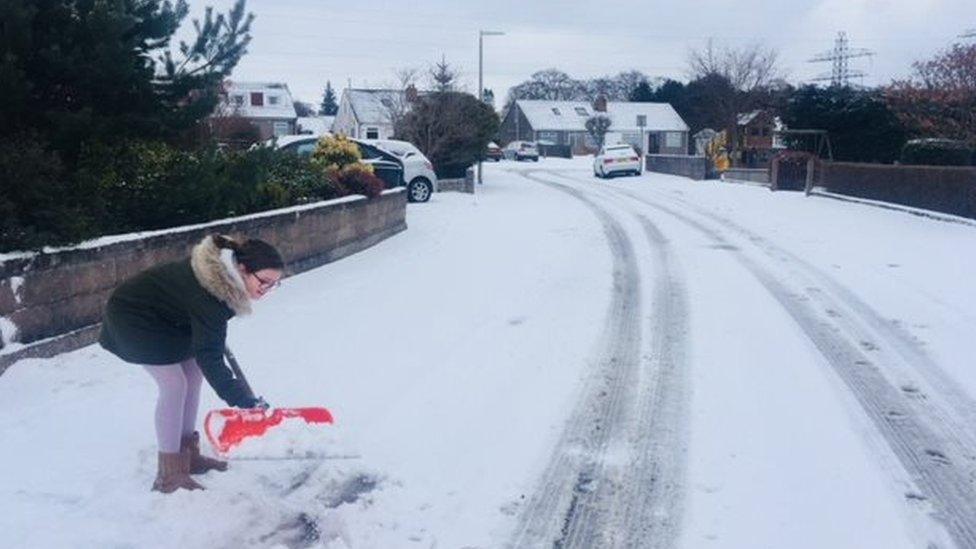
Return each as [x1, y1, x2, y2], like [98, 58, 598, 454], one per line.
[143, 359, 203, 453]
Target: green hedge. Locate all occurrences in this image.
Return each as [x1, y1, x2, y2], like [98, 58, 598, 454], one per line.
[0, 136, 344, 253]
[900, 139, 975, 167]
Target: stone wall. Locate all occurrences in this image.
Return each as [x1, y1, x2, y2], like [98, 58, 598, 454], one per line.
[722, 168, 770, 184]
[437, 167, 476, 194]
[645, 154, 708, 181]
[0, 190, 407, 374]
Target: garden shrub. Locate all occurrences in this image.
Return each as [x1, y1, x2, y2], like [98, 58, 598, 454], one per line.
[1, 139, 364, 253]
[900, 139, 975, 166]
[328, 164, 385, 199]
[0, 133, 95, 252]
[311, 135, 362, 170]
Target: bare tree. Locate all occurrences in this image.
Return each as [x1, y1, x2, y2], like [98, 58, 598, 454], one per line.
[382, 67, 420, 135]
[585, 114, 612, 148]
[688, 39, 781, 92]
[687, 40, 782, 152]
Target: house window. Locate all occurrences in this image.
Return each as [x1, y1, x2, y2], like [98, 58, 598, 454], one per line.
[250, 92, 264, 106]
[636, 115, 647, 127]
[268, 95, 280, 106]
[551, 107, 561, 115]
[273, 121, 289, 136]
[365, 127, 379, 139]
[665, 132, 683, 148]
[232, 95, 245, 106]
[575, 107, 588, 116]
[538, 131, 559, 143]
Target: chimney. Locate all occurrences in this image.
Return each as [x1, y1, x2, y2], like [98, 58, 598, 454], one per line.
[593, 94, 607, 113]
[405, 84, 419, 103]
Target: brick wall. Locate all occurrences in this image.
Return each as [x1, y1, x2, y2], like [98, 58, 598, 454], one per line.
[0, 190, 407, 374]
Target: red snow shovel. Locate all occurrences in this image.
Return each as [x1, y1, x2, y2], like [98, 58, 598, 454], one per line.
[203, 347, 335, 458]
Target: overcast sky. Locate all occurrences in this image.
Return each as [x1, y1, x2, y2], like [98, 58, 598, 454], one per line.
[183, 0, 975, 108]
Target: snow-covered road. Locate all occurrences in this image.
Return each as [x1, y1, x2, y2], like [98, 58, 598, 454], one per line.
[2, 157, 975, 548]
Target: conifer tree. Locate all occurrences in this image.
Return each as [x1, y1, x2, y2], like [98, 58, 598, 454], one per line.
[320, 82, 339, 115]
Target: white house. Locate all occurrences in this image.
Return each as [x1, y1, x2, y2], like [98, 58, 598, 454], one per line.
[332, 89, 407, 140]
[296, 116, 335, 136]
[500, 98, 690, 155]
[219, 81, 298, 140]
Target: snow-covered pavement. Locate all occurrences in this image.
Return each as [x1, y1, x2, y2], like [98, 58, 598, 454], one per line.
[2, 157, 975, 548]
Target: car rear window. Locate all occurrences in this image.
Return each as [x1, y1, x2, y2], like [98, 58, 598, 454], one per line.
[358, 144, 384, 160]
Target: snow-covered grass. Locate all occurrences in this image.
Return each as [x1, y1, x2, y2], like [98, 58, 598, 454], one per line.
[1, 157, 973, 548]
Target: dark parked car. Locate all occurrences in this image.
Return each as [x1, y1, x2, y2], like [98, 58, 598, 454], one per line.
[485, 142, 503, 162]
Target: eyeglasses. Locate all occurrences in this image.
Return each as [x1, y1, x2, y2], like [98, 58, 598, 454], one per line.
[251, 272, 282, 291]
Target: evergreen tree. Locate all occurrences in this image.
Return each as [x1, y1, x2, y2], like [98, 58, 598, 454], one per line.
[0, 0, 253, 251]
[629, 81, 655, 102]
[320, 81, 339, 115]
[397, 92, 499, 178]
[429, 56, 459, 92]
[783, 86, 907, 163]
[0, 0, 253, 157]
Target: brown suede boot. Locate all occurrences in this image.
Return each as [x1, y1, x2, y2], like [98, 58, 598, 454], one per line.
[181, 431, 228, 474]
[151, 451, 205, 493]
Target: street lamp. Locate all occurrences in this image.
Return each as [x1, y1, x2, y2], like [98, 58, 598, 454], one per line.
[478, 29, 505, 185]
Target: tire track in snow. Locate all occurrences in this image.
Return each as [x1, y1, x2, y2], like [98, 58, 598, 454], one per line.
[615, 213, 689, 548]
[634, 186, 976, 451]
[549, 171, 976, 548]
[507, 170, 687, 548]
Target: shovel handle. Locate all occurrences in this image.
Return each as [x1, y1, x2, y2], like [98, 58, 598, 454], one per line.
[224, 346, 256, 401]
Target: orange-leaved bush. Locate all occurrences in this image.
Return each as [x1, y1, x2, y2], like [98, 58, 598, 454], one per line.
[326, 163, 385, 199]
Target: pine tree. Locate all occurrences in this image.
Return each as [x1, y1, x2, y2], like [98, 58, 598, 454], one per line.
[0, 0, 253, 155]
[320, 82, 339, 115]
[430, 56, 459, 92]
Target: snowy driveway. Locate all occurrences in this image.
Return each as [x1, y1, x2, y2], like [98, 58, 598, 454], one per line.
[2, 158, 975, 548]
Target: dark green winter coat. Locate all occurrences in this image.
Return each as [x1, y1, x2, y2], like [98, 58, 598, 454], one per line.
[100, 235, 255, 407]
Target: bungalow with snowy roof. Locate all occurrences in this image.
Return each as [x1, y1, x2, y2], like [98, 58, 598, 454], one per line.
[217, 81, 298, 141]
[500, 98, 690, 155]
[332, 88, 413, 140]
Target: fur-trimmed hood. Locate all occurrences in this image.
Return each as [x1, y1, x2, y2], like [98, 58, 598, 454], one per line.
[190, 235, 252, 316]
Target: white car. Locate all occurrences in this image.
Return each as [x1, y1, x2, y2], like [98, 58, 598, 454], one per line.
[268, 135, 437, 203]
[503, 141, 539, 162]
[594, 143, 642, 178]
[365, 139, 439, 203]
[268, 134, 406, 195]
